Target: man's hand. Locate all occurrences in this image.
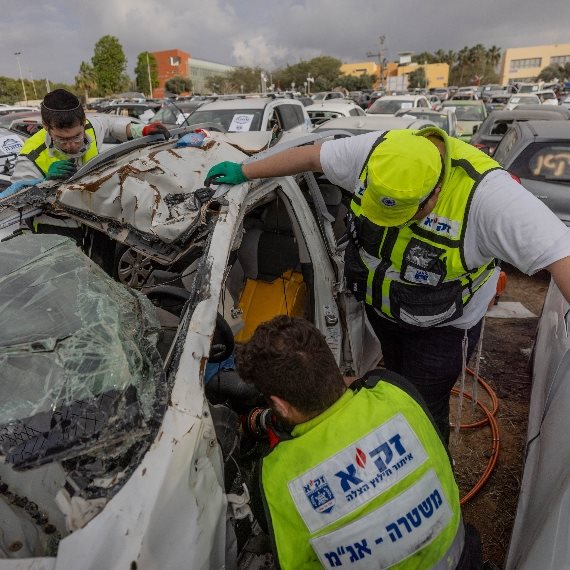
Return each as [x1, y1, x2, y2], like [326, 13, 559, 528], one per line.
[205, 161, 247, 186]
[141, 122, 171, 139]
[46, 159, 77, 180]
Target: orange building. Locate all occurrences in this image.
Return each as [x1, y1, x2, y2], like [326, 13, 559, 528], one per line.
[151, 49, 190, 98]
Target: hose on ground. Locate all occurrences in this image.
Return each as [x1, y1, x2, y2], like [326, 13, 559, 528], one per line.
[451, 367, 500, 505]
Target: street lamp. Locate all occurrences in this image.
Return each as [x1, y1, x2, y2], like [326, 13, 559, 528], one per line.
[14, 52, 28, 104]
[306, 74, 314, 96]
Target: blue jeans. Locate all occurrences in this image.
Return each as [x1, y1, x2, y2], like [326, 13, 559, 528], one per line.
[365, 306, 483, 444]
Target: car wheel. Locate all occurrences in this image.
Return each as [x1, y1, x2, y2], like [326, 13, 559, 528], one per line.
[115, 246, 155, 288]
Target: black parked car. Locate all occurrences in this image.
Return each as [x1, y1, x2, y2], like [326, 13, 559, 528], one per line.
[470, 108, 570, 156]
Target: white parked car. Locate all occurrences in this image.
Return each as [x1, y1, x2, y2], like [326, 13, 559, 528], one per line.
[305, 99, 365, 127]
[536, 89, 559, 106]
[367, 94, 431, 115]
[505, 94, 542, 111]
[0, 128, 381, 568]
[180, 96, 313, 135]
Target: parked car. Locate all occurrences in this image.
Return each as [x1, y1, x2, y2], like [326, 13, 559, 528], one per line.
[366, 90, 386, 108]
[432, 88, 450, 101]
[367, 94, 431, 115]
[493, 120, 570, 225]
[536, 89, 559, 106]
[310, 91, 346, 101]
[150, 100, 208, 128]
[394, 108, 458, 137]
[0, 111, 43, 136]
[312, 114, 437, 136]
[505, 279, 570, 569]
[0, 106, 39, 116]
[176, 97, 312, 135]
[441, 100, 488, 141]
[470, 108, 570, 155]
[0, 128, 381, 568]
[505, 94, 542, 111]
[100, 102, 162, 123]
[305, 99, 366, 127]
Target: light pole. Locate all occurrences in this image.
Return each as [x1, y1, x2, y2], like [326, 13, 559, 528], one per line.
[146, 52, 153, 99]
[28, 68, 38, 99]
[14, 52, 28, 104]
[306, 74, 314, 96]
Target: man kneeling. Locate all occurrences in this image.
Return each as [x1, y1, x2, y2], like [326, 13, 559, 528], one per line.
[236, 316, 482, 569]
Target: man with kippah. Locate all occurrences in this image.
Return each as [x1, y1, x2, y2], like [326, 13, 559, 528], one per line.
[12, 88, 170, 182]
[206, 126, 570, 443]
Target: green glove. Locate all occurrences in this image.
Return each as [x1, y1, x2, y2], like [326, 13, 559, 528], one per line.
[205, 161, 247, 186]
[46, 159, 77, 180]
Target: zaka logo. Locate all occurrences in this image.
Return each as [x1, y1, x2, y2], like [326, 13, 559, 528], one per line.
[303, 475, 336, 514]
[335, 433, 407, 492]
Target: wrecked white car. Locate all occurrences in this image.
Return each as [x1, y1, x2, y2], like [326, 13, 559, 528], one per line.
[0, 128, 380, 568]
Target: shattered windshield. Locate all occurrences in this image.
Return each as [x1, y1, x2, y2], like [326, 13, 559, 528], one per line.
[0, 233, 164, 469]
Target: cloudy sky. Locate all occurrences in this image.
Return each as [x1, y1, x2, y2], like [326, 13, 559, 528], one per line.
[1, 0, 569, 85]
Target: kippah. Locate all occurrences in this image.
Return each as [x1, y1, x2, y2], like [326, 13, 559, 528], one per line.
[41, 89, 82, 112]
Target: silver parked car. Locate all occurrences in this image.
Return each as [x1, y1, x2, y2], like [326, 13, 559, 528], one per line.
[493, 120, 570, 225]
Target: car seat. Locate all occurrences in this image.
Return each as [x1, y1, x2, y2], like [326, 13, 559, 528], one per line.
[233, 200, 308, 342]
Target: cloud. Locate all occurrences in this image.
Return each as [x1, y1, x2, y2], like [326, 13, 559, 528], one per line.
[0, 0, 569, 86]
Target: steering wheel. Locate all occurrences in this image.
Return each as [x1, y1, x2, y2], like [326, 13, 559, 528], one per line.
[145, 286, 234, 363]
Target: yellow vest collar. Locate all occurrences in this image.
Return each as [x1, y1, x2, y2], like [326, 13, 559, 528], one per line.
[292, 389, 353, 437]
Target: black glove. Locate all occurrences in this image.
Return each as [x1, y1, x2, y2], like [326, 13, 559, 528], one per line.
[142, 122, 171, 139]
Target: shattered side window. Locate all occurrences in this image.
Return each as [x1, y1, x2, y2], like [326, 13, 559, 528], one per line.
[0, 234, 165, 470]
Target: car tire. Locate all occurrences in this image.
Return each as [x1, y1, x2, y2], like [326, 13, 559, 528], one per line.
[114, 245, 155, 289]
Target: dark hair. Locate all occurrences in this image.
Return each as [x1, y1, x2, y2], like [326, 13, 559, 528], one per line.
[235, 316, 345, 415]
[41, 89, 85, 129]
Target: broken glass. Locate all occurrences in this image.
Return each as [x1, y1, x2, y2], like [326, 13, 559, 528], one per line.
[0, 233, 164, 469]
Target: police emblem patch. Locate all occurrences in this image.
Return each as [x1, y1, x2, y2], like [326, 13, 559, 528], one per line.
[381, 197, 397, 207]
[304, 475, 336, 514]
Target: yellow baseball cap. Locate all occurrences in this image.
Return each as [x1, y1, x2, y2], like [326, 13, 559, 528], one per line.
[360, 132, 442, 227]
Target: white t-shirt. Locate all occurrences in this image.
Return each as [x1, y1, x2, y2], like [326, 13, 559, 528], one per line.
[320, 131, 570, 328]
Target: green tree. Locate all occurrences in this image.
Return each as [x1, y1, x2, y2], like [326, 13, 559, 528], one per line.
[165, 76, 192, 95]
[538, 65, 563, 82]
[134, 52, 159, 97]
[75, 61, 97, 104]
[336, 72, 376, 91]
[91, 35, 128, 96]
[273, 56, 342, 93]
[408, 67, 427, 89]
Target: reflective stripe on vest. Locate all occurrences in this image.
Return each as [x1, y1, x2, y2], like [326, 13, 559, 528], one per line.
[349, 129, 501, 325]
[261, 380, 462, 569]
[19, 120, 98, 176]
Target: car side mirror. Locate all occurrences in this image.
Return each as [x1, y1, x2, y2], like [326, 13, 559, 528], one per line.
[472, 124, 478, 134]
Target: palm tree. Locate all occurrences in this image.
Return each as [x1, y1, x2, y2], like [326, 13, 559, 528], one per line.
[445, 50, 457, 67]
[434, 49, 447, 63]
[75, 61, 97, 104]
[457, 47, 470, 85]
[487, 46, 502, 69]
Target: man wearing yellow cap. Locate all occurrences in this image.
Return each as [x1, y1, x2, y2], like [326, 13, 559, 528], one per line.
[206, 127, 570, 442]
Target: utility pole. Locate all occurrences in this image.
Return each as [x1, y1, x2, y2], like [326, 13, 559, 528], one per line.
[146, 52, 153, 99]
[14, 52, 28, 104]
[367, 35, 386, 89]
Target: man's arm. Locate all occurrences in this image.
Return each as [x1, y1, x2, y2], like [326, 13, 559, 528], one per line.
[10, 154, 44, 181]
[241, 145, 322, 180]
[545, 256, 570, 302]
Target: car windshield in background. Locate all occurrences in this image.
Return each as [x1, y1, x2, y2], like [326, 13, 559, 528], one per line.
[510, 95, 541, 105]
[451, 105, 487, 121]
[0, 234, 164, 471]
[405, 112, 449, 130]
[182, 108, 264, 131]
[369, 99, 413, 114]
